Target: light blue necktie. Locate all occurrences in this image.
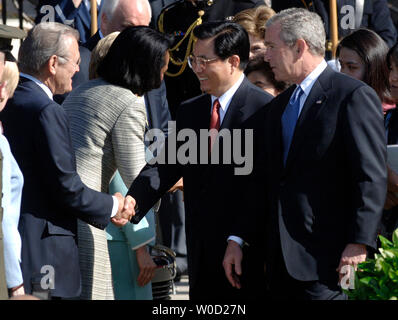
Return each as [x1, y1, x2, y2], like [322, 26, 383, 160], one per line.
[282, 86, 304, 165]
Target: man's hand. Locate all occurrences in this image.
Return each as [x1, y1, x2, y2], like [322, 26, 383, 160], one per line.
[336, 243, 367, 283]
[168, 178, 183, 193]
[111, 193, 136, 226]
[222, 240, 243, 289]
[385, 166, 398, 209]
[9, 284, 25, 297]
[136, 246, 157, 287]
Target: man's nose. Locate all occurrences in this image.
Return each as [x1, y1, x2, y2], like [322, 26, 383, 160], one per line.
[192, 62, 204, 73]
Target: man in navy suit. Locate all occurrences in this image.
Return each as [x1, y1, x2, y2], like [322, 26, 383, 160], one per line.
[0, 22, 134, 299]
[127, 21, 273, 300]
[225, 8, 387, 300]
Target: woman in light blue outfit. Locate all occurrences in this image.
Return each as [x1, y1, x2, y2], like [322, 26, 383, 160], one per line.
[0, 60, 24, 297]
[107, 171, 156, 300]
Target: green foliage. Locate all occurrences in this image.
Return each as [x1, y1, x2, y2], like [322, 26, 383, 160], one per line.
[344, 228, 398, 300]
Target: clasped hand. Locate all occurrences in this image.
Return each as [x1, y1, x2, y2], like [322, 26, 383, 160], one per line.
[111, 192, 136, 227]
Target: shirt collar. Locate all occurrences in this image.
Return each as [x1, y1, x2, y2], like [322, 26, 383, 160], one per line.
[19, 73, 53, 100]
[298, 59, 328, 98]
[211, 73, 245, 113]
[99, 28, 104, 39]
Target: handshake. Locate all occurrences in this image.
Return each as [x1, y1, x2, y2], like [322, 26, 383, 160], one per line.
[111, 192, 137, 227]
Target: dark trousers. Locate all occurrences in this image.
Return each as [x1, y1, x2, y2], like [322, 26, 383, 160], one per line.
[267, 243, 347, 300]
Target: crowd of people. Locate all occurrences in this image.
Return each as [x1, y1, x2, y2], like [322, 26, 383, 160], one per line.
[0, 0, 398, 301]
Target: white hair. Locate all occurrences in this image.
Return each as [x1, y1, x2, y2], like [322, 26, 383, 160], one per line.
[100, 0, 152, 20]
[18, 22, 79, 76]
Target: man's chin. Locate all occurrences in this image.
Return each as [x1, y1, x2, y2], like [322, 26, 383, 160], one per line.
[56, 87, 72, 96]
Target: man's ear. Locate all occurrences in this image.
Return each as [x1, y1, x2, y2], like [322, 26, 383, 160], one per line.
[0, 81, 7, 102]
[47, 55, 58, 76]
[295, 39, 307, 58]
[101, 12, 108, 35]
[228, 55, 241, 70]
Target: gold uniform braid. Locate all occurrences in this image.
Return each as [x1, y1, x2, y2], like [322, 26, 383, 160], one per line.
[158, 9, 205, 77]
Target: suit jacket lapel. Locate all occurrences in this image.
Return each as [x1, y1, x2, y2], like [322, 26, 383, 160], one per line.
[284, 66, 334, 170]
[219, 77, 250, 130]
[78, 2, 92, 30]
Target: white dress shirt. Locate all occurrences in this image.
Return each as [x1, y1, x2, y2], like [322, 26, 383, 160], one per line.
[295, 59, 328, 115]
[210, 73, 245, 124]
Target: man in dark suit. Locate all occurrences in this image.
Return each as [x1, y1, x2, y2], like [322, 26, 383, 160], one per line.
[225, 7, 387, 300]
[157, 0, 266, 118]
[272, 0, 397, 48]
[127, 21, 273, 300]
[0, 22, 134, 299]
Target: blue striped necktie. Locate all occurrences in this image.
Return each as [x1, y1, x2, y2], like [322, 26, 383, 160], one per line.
[281, 86, 304, 165]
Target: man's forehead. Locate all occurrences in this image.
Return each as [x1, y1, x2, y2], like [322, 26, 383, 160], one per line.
[116, 0, 151, 26]
[193, 37, 215, 55]
[266, 21, 282, 35]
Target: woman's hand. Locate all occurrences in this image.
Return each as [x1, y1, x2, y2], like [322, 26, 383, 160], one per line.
[136, 245, 157, 287]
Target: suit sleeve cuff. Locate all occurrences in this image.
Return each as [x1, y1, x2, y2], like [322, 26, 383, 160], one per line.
[227, 235, 249, 248]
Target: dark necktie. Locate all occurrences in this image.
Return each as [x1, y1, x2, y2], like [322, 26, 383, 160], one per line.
[209, 99, 221, 153]
[282, 86, 304, 165]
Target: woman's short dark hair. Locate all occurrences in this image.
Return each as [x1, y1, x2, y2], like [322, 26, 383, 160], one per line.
[387, 42, 398, 69]
[97, 26, 173, 96]
[193, 21, 250, 70]
[244, 57, 288, 93]
[336, 28, 392, 103]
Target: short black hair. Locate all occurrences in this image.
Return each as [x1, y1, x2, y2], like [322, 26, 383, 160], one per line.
[97, 26, 173, 96]
[193, 21, 250, 70]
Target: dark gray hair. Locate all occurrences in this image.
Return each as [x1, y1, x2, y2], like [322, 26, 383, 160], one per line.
[266, 8, 325, 56]
[18, 22, 79, 77]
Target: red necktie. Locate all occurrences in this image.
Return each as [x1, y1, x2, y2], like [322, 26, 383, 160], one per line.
[209, 99, 221, 153]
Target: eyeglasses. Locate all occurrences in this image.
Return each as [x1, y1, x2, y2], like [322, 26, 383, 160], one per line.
[187, 55, 219, 69]
[58, 56, 81, 70]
